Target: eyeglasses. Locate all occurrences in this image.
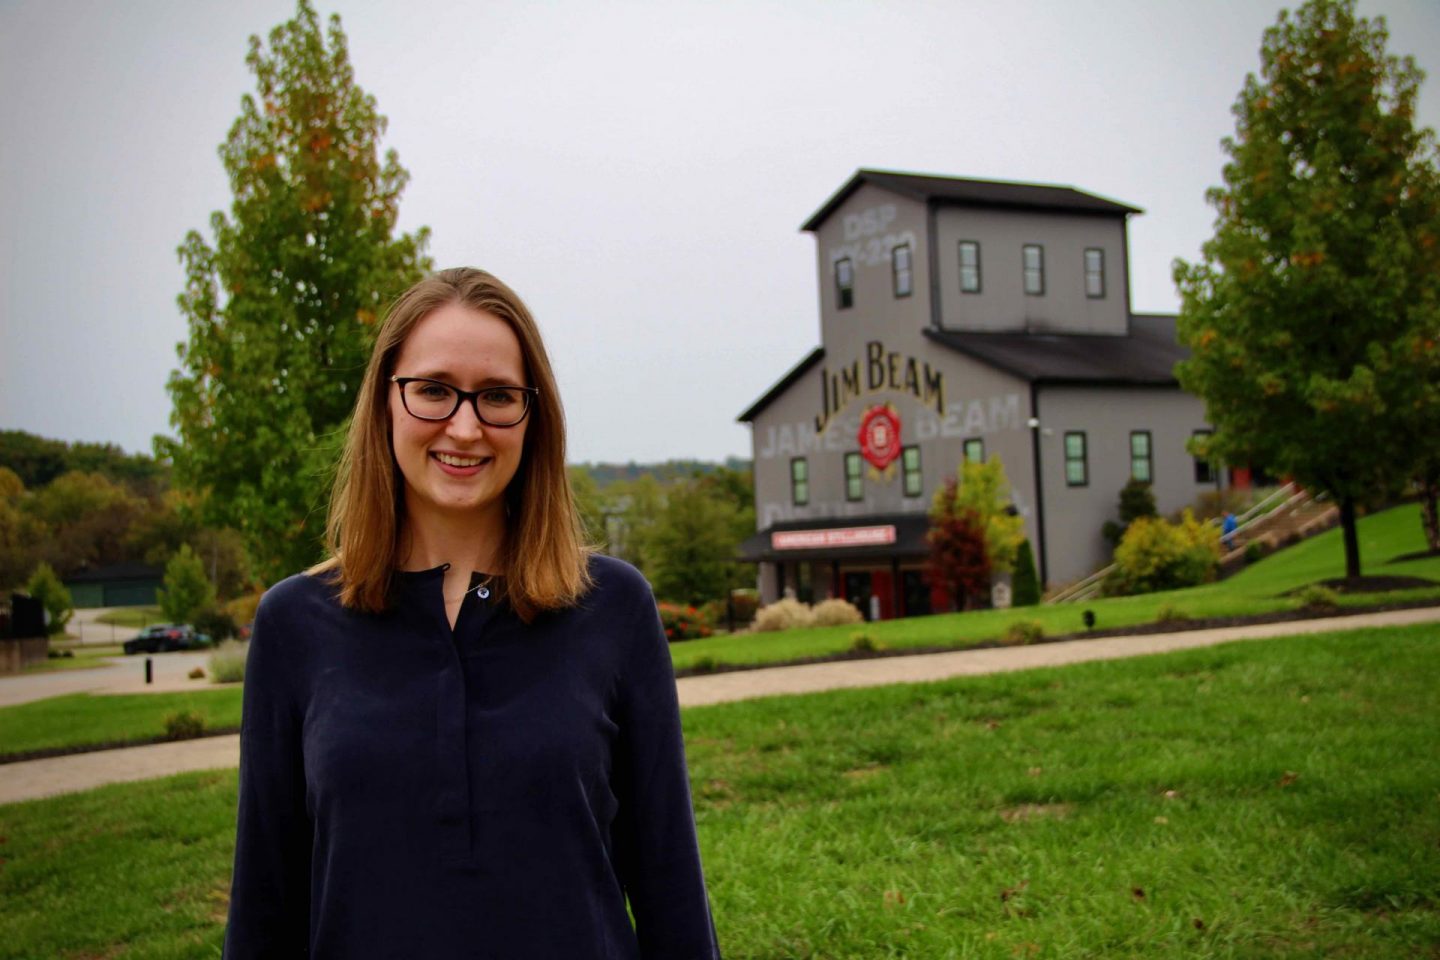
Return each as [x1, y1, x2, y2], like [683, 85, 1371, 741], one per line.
[390, 376, 538, 427]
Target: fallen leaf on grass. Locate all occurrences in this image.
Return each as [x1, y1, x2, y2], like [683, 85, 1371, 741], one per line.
[1163, 789, 1179, 799]
[1131, 887, 1146, 901]
[1193, 918, 1206, 931]
[1279, 771, 1300, 788]
[1000, 880, 1029, 902]
[999, 803, 1073, 823]
[1154, 816, 1169, 824]
[1026, 766, 1042, 777]
[883, 889, 906, 906]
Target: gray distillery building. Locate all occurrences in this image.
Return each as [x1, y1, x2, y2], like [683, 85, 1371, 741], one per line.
[738, 169, 1227, 618]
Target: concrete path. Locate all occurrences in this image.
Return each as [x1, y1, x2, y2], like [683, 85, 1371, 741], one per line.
[0, 650, 217, 708]
[2, 607, 1437, 806]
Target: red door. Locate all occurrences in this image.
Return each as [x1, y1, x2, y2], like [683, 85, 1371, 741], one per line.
[871, 569, 894, 620]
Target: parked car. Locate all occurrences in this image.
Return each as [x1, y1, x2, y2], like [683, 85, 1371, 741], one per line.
[123, 624, 213, 655]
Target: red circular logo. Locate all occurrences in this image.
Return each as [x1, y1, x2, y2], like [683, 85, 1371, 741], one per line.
[858, 405, 902, 470]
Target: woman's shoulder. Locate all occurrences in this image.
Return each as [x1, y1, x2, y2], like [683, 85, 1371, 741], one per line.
[584, 552, 654, 601]
[256, 569, 344, 625]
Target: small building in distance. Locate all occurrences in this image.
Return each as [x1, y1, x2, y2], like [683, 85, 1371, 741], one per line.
[738, 169, 1227, 617]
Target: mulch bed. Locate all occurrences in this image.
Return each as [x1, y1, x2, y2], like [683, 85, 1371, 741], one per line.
[1306, 575, 1440, 593]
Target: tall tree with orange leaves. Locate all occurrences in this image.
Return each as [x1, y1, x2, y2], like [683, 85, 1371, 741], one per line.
[162, 0, 431, 581]
[1174, 0, 1440, 578]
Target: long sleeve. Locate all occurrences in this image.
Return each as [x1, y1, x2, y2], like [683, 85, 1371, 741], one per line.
[224, 591, 313, 958]
[612, 593, 721, 959]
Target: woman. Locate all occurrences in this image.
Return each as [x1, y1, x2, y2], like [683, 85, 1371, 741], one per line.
[224, 268, 721, 958]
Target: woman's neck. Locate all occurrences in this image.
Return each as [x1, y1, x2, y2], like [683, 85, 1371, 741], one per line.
[398, 499, 506, 576]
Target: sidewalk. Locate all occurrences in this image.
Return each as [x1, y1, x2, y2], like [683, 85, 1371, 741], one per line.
[2, 606, 1437, 806]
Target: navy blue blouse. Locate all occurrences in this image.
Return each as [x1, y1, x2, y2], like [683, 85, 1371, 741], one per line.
[223, 555, 720, 958]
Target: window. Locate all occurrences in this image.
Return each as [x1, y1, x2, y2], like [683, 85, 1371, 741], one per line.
[963, 438, 985, 464]
[1130, 431, 1153, 483]
[835, 258, 854, 309]
[1192, 429, 1216, 483]
[1084, 247, 1105, 298]
[1064, 432, 1088, 487]
[902, 445, 922, 497]
[790, 458, 809, 505]
[843, 452, 864, 501]
[958, 240, 981, 293]
[1023, 244, 1045, 295]
[892, 244, 913, 298]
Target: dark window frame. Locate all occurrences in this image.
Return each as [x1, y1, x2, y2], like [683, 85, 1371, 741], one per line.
[1192, 429, 1216, 484]
[1130, 431, 1153, 484]
[892, 243, 913, 298]
[790, 457, 809, 506]
[1084, 247, 1105, 299]
[1023, 243, 1045, 296]
[1064, 431, 1088, 487]
[844, 452, 864, 502]
[835, 258, 854, 310]
[963, 438, 985, 464]
[902, 445, 922, 497]
[958, 240, 982, 294]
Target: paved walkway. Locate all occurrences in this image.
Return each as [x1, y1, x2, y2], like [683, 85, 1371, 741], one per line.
[2, 607, 1437, 806]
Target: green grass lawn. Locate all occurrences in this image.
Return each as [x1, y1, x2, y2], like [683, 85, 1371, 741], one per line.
[666, 501, 1440, 672]
[0, 622, 1435, 958]
[19, 644, 124, 675]
[0, 689, 244, 759]
[94, 605, 164, 628]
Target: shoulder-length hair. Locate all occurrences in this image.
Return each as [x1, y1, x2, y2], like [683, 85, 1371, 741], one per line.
[312, 267, 593, 621]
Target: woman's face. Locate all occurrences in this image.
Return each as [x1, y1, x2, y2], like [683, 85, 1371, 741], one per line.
[388, 301, 530, 523]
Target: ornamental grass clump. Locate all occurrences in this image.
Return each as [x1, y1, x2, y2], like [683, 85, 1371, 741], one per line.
[811, 598, 864, 627]
[1296, 584, 1340, 609]
[162, 710, 205, 740]
[752, 598, 816, 632]
[1000, 619, 1045, 646]
[208, 640, 249, 684]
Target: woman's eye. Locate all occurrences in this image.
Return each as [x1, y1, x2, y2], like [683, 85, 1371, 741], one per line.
[417, 383, 452, 401]
[481, 389, 517, 407]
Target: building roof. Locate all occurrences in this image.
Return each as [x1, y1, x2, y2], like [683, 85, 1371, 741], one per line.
[802, 169, 1143, 232]
[62, 563, 163, 584]
[736, 346, 825, 423]
[922, 314, 1186, 386]
[738, 513, 932, 564]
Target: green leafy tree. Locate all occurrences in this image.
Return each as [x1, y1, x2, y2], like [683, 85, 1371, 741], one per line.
[1174, 0, 1440, 578]
[568, 467, 607, 549]
[0, 472, 43, 592]
[159, 544, 217, 625]
[647, 477, 750, 605]
[162, 0, 431, 583]
[1012, 539, 1041, 607]
[26, 471, 145, 575]
[932, 456, 1025, 575]
[24, 562, 72, 636]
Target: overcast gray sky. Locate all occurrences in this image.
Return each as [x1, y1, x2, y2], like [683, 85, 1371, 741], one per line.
[2, 0, 1437, 465]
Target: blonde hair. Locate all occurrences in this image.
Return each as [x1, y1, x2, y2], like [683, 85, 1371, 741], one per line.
[312, 267, 593, 620]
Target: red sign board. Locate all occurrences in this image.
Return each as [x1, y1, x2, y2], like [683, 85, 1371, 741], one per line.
[858, 404, 902, 470]
[772, 525, 897, 550]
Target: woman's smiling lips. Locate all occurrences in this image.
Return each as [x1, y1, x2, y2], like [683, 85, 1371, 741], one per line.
[431, 450, 492, 476]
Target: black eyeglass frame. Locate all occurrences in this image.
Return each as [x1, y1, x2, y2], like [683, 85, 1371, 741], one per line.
[390, 376, 538, 427]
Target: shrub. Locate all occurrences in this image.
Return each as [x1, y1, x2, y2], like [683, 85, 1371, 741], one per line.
[24, 562, 73, 636]
[849, 632, 882, 653]
[657, 602, 713, 641]
[1295, 584, 1340, 609]
[753, 598, 815, 632]
[1155, 603, 1191, 624]
[812, 598, 864, 626]
[729, 590, 759, 624]
[224, 591, 263, 631]
[187, 666, 206, 680]
[926, 500, 991, 611]
[163, 710, 205, 740]
[689, 655, 719, 673]
[1001, 619, 1045, 646]
[1012, 539, 1041, 607]
[1244, 540, 1268, 564]
[193, 605, 237, 643]
[1107, 510, 1221, 596]
[208, 640, 249, 684]
[1103, 479, 1159, 548]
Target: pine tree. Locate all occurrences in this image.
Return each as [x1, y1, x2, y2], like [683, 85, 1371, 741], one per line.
[1174, 0, 1440, 578]
[162, 0, 432, 582]
[1012, 539, 1041, 607]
